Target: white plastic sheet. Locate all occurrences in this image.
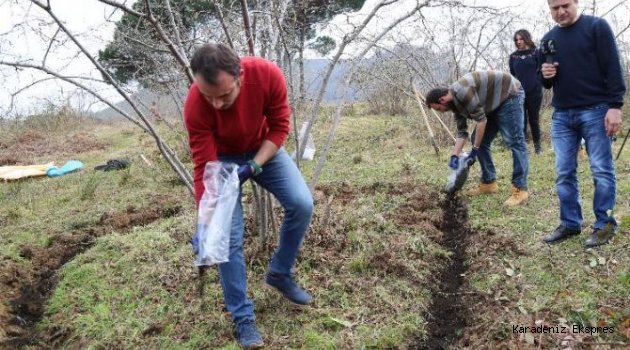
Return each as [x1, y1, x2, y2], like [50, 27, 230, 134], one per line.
[195, 162, 239, 266]
[290, 122, 316, 161]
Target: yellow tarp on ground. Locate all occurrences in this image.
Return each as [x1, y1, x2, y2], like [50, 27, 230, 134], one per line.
[0, 163, 54, 181]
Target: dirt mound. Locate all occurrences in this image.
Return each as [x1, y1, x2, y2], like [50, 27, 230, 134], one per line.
[0, 196, 182, 349]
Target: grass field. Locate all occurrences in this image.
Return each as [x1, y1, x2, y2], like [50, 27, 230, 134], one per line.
[0, 106, 628, 349]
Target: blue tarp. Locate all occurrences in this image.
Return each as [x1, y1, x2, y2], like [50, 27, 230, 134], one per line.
[46, 160, 84, 177]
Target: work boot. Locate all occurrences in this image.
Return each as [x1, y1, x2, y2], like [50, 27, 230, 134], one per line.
[543, 225, 581, 244]
[234, 320, 264, 349]
[468, 182, 499, 196]
[503, 187, 529, 206]
[266, 272, 312, 305]
[534, 142, 542, 155]
[584, 227, 616, 248]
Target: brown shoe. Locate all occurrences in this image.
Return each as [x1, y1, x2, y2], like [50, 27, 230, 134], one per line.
[468, 182, 499, 196]
[504, 187, 529, 206]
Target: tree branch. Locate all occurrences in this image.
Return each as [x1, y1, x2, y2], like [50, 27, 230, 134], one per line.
[26, 0, 194, 193]
[240, 0, 255, 55]
[1, 59, 146, 130]
[297, 0, 403, 161]
[213, 0, 235, 49]
[98, 0, 147, 18]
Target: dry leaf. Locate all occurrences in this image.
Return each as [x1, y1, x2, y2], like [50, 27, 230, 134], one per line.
[524, 333, 535, 345]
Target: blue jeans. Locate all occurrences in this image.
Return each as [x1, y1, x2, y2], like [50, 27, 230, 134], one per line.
[217, 148, 313, 323]
[551, 103, 616, 230]
[471, 90, 529, 189]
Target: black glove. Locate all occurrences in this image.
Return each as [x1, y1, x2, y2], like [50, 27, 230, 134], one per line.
[94, 159, 129, 171]
[237, 164, 254, 185]
[466, 147, 479, 167]
[448, 155, 459, 170]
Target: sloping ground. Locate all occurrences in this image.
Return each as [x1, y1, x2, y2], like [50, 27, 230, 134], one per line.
[0, 197, 182, 348]
[3, 179, 472, 349]
[0, 116, 192, 348]
[2, 115, 459, 348]
[0, 116, 107, 166]
[418, 194, 471, 349]
[0, 180, 456, 349]
[452, 171, 630, 348]
[313, 182, 477, 349]
[0, 111, 627, 349]
[302, 112, 629, 349]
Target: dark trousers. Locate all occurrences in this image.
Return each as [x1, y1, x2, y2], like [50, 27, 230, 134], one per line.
[523, 90, 542, 145]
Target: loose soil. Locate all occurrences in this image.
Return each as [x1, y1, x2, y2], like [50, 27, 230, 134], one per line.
[317, 182, 473, 349]
[417, 194, 470, 350]
[0, 180, 519, 349]
[0, 195, 182, 349]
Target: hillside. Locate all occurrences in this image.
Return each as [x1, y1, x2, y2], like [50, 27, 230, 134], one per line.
[92, 59, 358, 121]
[0, 108, 628, 349]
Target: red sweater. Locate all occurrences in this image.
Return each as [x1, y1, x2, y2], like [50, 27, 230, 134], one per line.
[184, 57, 291, 205]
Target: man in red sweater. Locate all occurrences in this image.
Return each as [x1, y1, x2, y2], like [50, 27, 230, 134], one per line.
[184, 43, 314, 349]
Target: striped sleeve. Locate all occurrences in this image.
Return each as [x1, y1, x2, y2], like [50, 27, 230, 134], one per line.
[452, 74, 485, 121]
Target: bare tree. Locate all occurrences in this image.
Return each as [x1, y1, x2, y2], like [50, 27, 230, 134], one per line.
[1, 0, 194, 193]
[309, 0, 454, 190]
[296, 0, 402, 161]
[5, 0, 628, 199]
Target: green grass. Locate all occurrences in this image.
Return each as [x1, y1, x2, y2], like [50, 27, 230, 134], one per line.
[1, 107, 628, 349]
[461, 108, 630, 347]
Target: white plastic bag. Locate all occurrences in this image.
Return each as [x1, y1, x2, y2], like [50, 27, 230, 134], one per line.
[195, 161, 239, 266]
[290, 122, 316, 161]
[444, 152, 470, 194]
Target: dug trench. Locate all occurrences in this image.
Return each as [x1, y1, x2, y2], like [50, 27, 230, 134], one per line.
[414, 193, 470, 349]
[0, 196, 182, 349]
[317, 182, 475, 349]
[1, 181, 514, 349]
[406, 190, 527, 349]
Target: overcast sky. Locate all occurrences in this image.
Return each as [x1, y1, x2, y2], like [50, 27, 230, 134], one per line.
[321, 0, 630, 56]
[0, 0, 124, 116]
[1, 0, 629, 117]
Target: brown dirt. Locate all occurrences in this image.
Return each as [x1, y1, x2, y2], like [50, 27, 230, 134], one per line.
[406, 193, 472, 350]
[0, 195, 182, 349]
[0, 130, 106, 166]
[0, 178, 527, 349]
[316, 182, 474, 349]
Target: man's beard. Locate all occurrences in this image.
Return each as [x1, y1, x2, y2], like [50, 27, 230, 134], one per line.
[447, 100, 457, 111]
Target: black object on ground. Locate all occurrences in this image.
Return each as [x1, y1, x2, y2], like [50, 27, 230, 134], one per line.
[94, 159, 130, 171]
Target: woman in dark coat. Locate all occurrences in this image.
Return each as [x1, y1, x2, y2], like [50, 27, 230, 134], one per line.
[509, 29, 543, 154]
